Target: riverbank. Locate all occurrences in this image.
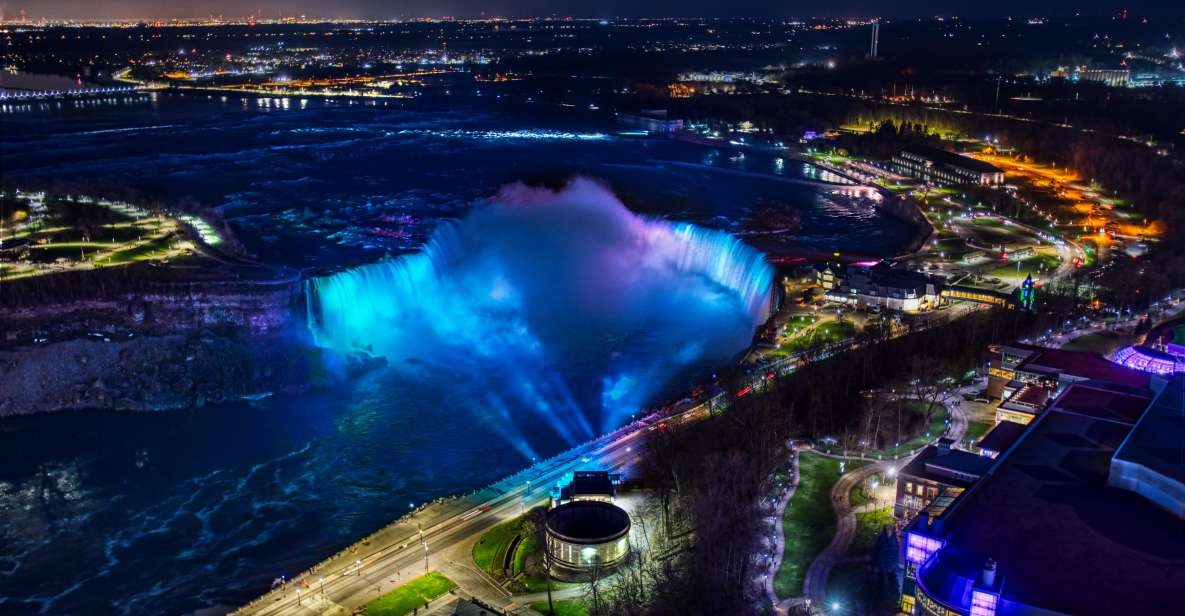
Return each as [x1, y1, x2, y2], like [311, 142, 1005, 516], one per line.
[0, 329, 383, 416]
[0, 262, 388, 415]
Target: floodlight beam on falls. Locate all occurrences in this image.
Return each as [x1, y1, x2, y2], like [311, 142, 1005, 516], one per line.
[303, 179, 774, 447]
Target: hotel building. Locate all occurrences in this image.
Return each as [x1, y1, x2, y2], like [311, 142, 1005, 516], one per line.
[892, 146, 1005, 186]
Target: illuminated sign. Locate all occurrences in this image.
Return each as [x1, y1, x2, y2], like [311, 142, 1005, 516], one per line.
[918, 593, 958, 616]
[988, 367, 1015, 380]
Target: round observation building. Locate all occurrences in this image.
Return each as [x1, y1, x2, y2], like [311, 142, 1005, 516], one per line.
[544, 500, 631, 578]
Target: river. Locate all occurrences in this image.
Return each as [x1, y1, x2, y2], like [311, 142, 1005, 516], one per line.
[0, 93, 915, 615]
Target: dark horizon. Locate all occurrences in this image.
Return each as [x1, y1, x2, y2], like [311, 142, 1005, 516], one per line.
[5, 0, 1185, 22]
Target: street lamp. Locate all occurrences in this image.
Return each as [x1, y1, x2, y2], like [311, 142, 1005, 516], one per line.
[419, 523, 429, 573]
[319, 576, 324, 599]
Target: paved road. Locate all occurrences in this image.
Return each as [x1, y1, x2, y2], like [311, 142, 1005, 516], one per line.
[234, 418, 657, 616]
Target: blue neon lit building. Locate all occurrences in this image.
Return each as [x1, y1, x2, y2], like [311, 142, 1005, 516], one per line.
[900, 379, 1185, 615]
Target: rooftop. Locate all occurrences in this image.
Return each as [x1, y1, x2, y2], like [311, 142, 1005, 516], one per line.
[846, 263, 942, 294]
[999, 383, 1049, 412]
[976, 420, 1027, 453]
[917, 382, 1185, 616]
[901, 444, 993, 485]
[900, 145, 1003, 175]
[1009, 342, 1152, 390]
[1112, 377, 1185, 498]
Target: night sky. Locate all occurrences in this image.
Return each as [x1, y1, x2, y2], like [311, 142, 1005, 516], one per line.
[6, 0, 1184, 21]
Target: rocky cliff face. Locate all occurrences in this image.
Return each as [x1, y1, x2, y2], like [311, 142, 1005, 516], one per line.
[0, 279, 382, 416]
[1, 282, 299, 344]
[0, 332, 359, 415]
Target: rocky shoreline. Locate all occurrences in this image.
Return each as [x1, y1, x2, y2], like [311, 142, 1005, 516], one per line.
[0, 268, 384, 417]
[0, 329, 384, 416]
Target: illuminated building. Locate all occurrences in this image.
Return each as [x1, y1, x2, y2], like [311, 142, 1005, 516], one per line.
[1017, 274, 1035, 310]
[824, 263, 944, 313]
[667, 83, 695, 98]
[1112, 321, 1185, 375]
[1076, 67, 1130, 87]
[892, 146, 1005, 186]
[544, 501, 631, 579]
[994, 383, 1048, 425]
[940, 286, 1016, 309]
[901, 380, 1185, 616]
[614, 110, 683, 134]
[550, 470, 618, 507]
[985, 343, 1150, 402]
[893, 439, 991, 520]
[1112, 345, 1185, 375]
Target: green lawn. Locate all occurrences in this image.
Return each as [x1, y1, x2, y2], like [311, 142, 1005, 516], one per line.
[876, 179, 912, 192]
[964, 420, 993, 446]
[849, 507, 895, 556]
[780, 319, 857, 354]
[773, 454, 867, 599]
[989, 254, 1061, 279]
[530, 599, 589, 616]
[471, 510, 565, 593]
[364, 572, 457, 616]
[472, 516, 527, 575]
[783, 315, 819, 337]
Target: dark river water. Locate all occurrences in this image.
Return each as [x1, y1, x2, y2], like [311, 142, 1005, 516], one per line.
[0, 93, 915, 615]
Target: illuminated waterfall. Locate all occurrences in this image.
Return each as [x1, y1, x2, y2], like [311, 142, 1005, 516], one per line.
[306, 179, 773, 444]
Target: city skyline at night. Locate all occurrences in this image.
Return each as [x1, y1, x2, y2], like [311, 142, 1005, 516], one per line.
[7, 0, 1185, 21]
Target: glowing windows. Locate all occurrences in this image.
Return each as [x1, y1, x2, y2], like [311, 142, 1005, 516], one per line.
[970, 590, 999, 616]
[906, 531, 943, 565]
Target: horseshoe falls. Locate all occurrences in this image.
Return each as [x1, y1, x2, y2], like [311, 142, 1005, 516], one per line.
[305, 178, 774, 449]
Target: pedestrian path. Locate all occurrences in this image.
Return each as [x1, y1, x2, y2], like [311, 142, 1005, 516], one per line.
[767, 398, 970, 613]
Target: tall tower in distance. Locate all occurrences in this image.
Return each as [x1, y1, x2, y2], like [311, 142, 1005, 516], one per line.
[869, 19, 880, 59]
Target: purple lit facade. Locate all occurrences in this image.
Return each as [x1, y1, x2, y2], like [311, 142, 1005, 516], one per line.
[906, 531, 943, 564]
[970, 590, 1000, 616]
[1112, 345, 1185, 375]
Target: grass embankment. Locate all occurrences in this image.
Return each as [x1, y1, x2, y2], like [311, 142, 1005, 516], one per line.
[472, 517, 528, 575]
[989, 254, 1061, 279]
[964, 420, 993, 447]
[776, 319, 857, 356]
[472, 510, 567, 593]
[773, 453, 867, 599]
[850, 507, 896, 555]
[530, 599, 589, 616]
[364, 572, 456, 616]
